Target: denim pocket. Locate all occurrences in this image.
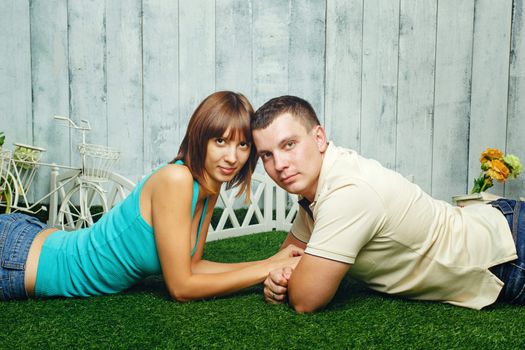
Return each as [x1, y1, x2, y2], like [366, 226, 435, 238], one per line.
[1, 260, 25, 271]
[24, 215, 46, 230]
[4, 222, 36, 268]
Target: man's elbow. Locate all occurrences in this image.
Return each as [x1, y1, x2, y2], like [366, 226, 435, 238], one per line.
[291, 301, 320, 314]
[288, 295, 324, 314]
[287, 281, 330, 313]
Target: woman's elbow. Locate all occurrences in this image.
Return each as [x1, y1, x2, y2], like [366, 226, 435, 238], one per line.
[172, 296, 192, 303]
[169, 291, 189, 303]
[168, 286, 194, 303]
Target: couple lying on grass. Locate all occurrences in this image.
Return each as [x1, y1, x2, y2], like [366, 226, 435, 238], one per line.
[1, 91, 524, 311]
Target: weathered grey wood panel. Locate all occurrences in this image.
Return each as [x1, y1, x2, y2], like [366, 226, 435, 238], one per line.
[179, 0, 215, 140]
[142, 0, 179, 172]
[324, 0, 362, 150]
[360, 0, 399, 170]
[468, 0, 513, 197]
[252, 0, 290, 108]
[506, 0, 525, 197]
[106, 0, 144, 180]
[431, 0, 474, 201]
[0, 0, 32, 144]
[30, 0, 70, 200]
[1, 0, 524, 203]
[396, 0, 437, 194]
[288, 0, 325, 121]
[216, 0, 253, 99]
[68, 0, 107, 166]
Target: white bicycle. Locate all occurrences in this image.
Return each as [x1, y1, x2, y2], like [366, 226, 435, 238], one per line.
[0, 116, 135, 230]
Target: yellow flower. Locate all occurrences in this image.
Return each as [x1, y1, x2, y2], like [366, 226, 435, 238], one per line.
[480, 148, 503, 164]
[486, 159, 510, 182]
[471, 148, 522, 194]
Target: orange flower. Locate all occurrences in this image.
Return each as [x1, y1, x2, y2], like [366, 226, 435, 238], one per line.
[471, 147, 522, 193]
[486, 159, 510, 182]
[480, 148, 504, 164]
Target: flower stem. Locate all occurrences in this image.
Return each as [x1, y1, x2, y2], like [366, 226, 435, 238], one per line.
[479, 177, 492, 193]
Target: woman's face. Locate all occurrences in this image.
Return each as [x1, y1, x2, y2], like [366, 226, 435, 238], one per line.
[203, 127, 251, 192]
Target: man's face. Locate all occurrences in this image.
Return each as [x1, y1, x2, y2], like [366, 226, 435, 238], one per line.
[252, 113, 327, 202]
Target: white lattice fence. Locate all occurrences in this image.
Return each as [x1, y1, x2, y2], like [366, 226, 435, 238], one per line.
[46, 167, 296, 240]
[206, 173, 298, 241]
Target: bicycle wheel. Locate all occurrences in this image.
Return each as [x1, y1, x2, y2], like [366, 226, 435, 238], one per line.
[102, 171, 135, 208]
[49, 169, 134, 227]
[57, 182, 108, 230]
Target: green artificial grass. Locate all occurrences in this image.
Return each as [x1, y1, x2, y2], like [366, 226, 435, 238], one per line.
[1, 230, 524, 349]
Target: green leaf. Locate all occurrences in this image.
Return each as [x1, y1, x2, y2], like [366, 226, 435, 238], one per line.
[470, 175, 485, 194]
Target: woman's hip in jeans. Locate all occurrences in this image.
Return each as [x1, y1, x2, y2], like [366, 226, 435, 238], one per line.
[0, 213, 48, 301]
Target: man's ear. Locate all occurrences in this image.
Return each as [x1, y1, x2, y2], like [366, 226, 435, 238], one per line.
[312, 125, 328, 152]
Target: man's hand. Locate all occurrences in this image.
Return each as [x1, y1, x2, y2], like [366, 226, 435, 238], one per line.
[263, 266, 293, 304]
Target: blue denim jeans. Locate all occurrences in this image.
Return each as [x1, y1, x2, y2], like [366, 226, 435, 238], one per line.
[0, 213, 47, 301]
[489, 199, 525, 304]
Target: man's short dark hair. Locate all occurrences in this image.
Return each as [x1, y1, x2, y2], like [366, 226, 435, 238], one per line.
[251, 95, 321, 131]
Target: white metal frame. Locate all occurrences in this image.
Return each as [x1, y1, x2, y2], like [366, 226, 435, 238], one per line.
[0, 116, 135, 230]
[47, 167, 135, 228]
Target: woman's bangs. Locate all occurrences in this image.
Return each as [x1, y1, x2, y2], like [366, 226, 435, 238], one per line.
[211, 110, 251, 142]
[229, 114, 251, 142]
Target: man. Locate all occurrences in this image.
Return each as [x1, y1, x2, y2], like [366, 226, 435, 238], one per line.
[251, 95, 525, 312]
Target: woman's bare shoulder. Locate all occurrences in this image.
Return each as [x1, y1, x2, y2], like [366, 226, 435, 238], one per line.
[150, 163, 194, 187]
[140, 164, 194, 225]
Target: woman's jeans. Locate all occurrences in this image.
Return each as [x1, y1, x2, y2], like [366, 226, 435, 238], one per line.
[489, 198, 525, 303]
[0, 213, 47, 301]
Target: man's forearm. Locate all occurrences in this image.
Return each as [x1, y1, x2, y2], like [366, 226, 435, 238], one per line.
[287, 253, 351, 313]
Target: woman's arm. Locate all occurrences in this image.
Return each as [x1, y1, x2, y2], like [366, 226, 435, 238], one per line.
[192, 245, 303, 274]
[192, 260, 268, 274]
[188, 187, 303, 275]
[188, 195, 293, 274]
[150, 168, 301, 302]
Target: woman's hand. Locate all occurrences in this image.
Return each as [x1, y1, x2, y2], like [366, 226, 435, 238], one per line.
[268, 244, 304, 261]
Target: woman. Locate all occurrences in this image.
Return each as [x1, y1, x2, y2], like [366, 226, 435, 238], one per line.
[0, 91, 302, 301]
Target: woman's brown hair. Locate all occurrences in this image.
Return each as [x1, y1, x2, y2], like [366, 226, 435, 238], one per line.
[174, 91, 257, 199]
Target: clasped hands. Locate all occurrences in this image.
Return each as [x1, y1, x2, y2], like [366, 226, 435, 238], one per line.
[264, 244, 303, 304]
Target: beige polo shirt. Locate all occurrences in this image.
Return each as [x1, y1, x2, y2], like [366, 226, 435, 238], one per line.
[291, 143, 517, 309]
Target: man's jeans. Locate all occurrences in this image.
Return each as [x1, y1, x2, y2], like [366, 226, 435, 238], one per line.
[489, 199, 525, 303]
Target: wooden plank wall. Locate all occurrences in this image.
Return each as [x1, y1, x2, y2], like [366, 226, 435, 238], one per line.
[0, 0, 523, 202]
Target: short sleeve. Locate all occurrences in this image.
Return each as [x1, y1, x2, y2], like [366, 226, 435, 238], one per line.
[290, 205, 313, 243]
[305, 183, 386, 264]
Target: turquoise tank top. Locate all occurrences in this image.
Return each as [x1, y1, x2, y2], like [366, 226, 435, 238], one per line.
[34, 162, 209, 297]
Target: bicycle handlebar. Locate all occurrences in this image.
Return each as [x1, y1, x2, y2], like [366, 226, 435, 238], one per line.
[54, 115, 92, 131]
